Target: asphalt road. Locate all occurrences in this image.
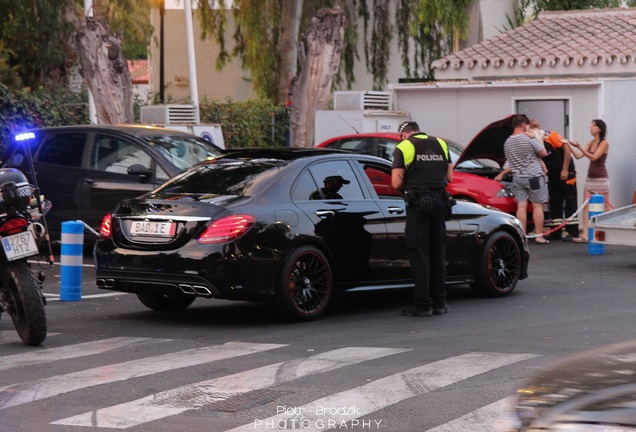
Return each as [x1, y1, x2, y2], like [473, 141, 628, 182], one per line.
[1, 239, 636, 431]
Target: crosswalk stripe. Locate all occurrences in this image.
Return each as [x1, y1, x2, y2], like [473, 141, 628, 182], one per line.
[225, 352, 537, 432]
[45, 292, 129, 301]
[0, 341, 285, 410]
[51, 346, 410, 429]
[0, 337, 167, 371]
[426, 396, 514, 432]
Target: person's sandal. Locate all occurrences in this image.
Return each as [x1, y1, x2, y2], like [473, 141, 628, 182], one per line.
[534, 236, 550, 244]
[572, 237, 588, 243]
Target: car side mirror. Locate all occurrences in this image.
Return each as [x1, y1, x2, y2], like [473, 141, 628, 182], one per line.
[127, 164, 153, 178]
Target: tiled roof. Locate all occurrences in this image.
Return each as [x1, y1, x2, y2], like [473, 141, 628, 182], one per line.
[127, 60, 148, 84]
[432, 8, 636, 80]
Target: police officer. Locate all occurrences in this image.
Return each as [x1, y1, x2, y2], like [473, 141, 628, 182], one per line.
[391, 121, 453, 317]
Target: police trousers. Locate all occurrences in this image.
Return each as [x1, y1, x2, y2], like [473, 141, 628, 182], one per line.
[404, 198, 447, 309]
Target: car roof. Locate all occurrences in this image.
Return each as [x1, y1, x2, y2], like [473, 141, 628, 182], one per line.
[317, 132, 400, 146]
[218, 146, 353, 161]
[18, 124, 200, 139]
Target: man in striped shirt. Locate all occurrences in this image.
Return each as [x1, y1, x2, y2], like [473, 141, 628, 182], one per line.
[495, 115, 549, 243]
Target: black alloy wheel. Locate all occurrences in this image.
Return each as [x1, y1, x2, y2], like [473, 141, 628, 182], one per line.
[276, 245, 333, 321]
[472, 231, 521, 297]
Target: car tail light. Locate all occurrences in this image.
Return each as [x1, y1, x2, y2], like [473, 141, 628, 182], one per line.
[197, 215, 255, 244]
[0, 217, 27, 235]
[100, 214, 112, 238]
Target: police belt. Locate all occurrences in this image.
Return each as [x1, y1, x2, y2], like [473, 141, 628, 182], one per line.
[402, 186, 445, 207]
[408, 186, 445, 195]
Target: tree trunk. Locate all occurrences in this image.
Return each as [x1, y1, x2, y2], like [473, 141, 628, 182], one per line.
[75, 16, 134, 124]
[289, 7, 346, 148]
[276, 0, 304, 105]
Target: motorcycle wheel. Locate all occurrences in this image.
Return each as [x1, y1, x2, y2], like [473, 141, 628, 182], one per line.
[1, 260, 47, 346]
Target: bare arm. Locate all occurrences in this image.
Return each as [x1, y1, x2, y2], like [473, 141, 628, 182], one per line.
[391, 168, 404, 190]
[566, 140, 585, 159]
[561, 143, 571, 180]
[446, 163, 453, 183]
[494, 167, 511, 182]
[581, 139, 609, 162]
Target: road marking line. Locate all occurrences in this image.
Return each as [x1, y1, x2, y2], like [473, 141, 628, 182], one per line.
[0, 337, 165, 370]
[426, 396, 514, 432]
[51, 346, 410, 429]
[44, 292, 129, 300]
[28, 261, 95, 268]
[225, 352, 537, 432]
[1, 342, 285, 410]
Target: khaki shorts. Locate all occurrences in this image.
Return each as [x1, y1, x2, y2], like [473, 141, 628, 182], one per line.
[512, 175, 549, 204]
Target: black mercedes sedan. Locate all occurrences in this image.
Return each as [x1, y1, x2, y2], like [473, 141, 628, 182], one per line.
[94, 148, 529, 321]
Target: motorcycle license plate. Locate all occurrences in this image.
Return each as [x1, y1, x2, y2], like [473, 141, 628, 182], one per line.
[2, 231, 38, 261]
[129, 220, 176, 238]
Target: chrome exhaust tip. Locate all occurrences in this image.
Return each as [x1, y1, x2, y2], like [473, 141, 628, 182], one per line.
[178, 284, 196, 295]
[193, 285, 212, 296]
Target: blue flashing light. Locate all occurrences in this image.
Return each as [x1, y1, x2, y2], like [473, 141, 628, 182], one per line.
[15, 132, 36, 142]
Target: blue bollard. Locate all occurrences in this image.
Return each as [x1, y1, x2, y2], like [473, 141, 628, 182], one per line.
[588, 194, 605, 255]
[60, 221, 84, 301]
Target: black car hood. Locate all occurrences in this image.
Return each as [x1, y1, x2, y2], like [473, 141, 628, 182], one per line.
[455, 115, 517, 169]
[514, 338, 636, 429]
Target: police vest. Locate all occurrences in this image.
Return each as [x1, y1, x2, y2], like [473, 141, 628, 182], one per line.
[397, 133, 450, 188]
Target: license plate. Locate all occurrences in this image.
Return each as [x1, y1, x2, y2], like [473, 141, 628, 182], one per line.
[129, 220, 176, 238]
[2, 231, 38, 261]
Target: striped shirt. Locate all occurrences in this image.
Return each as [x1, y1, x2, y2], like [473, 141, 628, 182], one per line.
[503, 133, 545, 177]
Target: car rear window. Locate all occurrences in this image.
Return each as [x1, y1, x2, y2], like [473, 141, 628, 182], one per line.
[144, 134, 222, 171]
[150, 158, 286, 198]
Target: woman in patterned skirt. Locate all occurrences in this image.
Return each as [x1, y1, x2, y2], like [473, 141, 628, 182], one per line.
[564, 119, 610, 243]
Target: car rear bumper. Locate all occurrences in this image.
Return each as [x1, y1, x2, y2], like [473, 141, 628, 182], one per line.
[94, 245, 280, 301]
[96, 270, 225, 298]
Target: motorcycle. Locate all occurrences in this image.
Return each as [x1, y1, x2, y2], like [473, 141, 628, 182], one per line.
[0, 168, 53, 346]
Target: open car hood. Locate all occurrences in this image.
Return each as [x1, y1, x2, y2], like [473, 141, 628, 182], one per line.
[455, 115, 520, 169]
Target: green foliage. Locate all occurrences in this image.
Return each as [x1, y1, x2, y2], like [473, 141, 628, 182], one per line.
[505, 0, 624, 28]
[197, 0, 370, 100]
[0, 0, 79, 89]
[366, 0, 391, 89]
[1, 86, 291, 152]
[0, 0, 152, 91]
[95, 0, 153, 59]
[538, 0, 621, 10]
[0, 84, 89, 154]
[396, 0, 474, 81]
[199, 99, 290, 149]
[0, 43, 22, 91]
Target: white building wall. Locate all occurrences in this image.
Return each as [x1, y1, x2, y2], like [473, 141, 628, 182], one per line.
[391, 79, 636, 208]
[601, 79, 636, 208]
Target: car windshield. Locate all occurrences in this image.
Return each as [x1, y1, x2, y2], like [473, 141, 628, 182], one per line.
[144, 134, 223, 171]
[149, 158, 286, 199]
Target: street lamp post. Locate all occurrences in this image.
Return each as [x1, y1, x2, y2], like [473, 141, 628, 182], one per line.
[159, 0, 165, 104]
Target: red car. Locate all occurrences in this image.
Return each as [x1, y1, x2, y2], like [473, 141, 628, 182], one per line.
[316, 132, 516, 214]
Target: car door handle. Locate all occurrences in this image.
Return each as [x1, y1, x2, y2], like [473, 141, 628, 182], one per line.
[84, 177, 95, 184]
[387, 206, 404, 215]
[315, 210, 335, 219]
